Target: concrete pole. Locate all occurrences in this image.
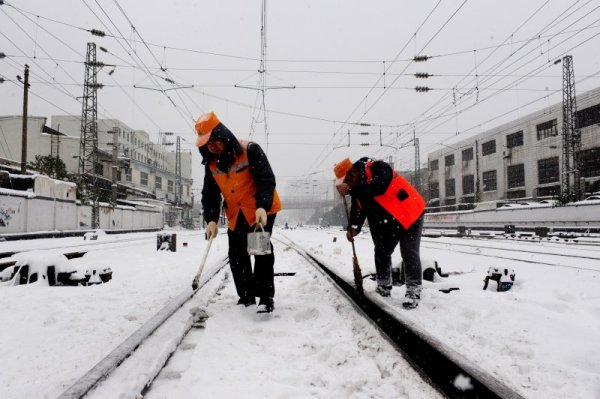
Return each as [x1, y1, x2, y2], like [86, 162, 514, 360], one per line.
[20, 64, 29, 174]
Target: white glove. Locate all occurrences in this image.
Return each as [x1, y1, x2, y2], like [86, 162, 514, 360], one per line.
[255, 208, 267, 226]
[205, 221, 218, 239]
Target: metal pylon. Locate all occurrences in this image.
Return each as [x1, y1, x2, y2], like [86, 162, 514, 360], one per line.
[561, 55, 580, 200]
[79, 42, 101, 228]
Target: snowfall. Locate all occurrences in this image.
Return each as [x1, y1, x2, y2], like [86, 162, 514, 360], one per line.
[0, 223, 599, 399]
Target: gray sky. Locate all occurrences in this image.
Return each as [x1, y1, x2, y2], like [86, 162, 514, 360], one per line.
[1, 1, 600, 198]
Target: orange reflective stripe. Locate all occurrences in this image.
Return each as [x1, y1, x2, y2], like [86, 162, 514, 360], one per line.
[210, 141, 281, 230]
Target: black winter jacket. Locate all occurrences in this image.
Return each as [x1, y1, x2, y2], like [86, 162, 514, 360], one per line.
[200, 123, 277, 224]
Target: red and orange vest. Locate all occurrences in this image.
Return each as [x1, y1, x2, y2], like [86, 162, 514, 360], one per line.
[209, 140, 281, 230]
[364, 161, 425, 229]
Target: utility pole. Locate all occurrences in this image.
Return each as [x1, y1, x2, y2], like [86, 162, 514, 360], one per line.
[20, 64, 29, 174]
[234, 0, 294, 153]
[413, 128, 421, 194]
[175, 136, 182, 207]
[79, 43, 103, 228]
[475, 139, 480, 202]
[110, 127, 120, 205]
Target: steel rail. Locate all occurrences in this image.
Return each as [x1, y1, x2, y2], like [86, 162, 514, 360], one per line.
[423, 238, 600, 261]
[56, 256, 228, 399]
[276, 235, 526, 399]
[421, 242, 600, 273]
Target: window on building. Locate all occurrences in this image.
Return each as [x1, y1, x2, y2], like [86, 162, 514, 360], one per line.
[125, 168, 132, 182]
[507, 164, 525, 189]
[483, 170, 497, 191]
[140, 171, 148, 186]
[155, 176, 162, 190]
[482, 140, 496, 156]
[536, 119, 558, 140]
[538, 157, 559, 184]
[445, 178, 455, 197]
[430, 159, 439, 171]
[461, 196, 475, 204]
[168, 180, 174, 193]
[444, 198, 456, 206]
[578, 147, 600, 178]
[576, 103, 600, 128]
[462, 148, 473, 162]
[506, 131, 523, 148]
[462, 175, 475, 195]
[429, 181, 439, 199]
[506, 190, 526, 199]
[445, 154, 455, 167]
[537, 185, 560, 197]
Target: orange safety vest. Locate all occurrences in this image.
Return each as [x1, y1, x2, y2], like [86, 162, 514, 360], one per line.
[365, 161, 425, 230]
[209, 140, 281, 230]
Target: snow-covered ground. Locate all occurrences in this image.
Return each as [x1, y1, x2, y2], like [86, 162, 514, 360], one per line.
[1, 227, 599, 398]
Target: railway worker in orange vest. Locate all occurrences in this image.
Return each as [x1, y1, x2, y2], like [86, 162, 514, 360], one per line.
[196, 112, 281, 313]
[334, 157, 426, 309]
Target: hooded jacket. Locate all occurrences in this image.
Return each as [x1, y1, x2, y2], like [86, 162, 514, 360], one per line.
[200, 123, 280, 229]
[347, 158, 424, 233]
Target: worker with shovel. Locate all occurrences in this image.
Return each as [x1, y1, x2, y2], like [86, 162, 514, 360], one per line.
[196, 112, 281, 313]
[334, 157, 426, 309]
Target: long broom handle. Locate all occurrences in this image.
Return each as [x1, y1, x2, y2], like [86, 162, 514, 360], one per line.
[341, 195, 358, 257]
[192, 235, 214, 290]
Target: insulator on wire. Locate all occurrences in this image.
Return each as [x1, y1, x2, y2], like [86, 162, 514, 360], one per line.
[99, 47, 108, 53]
[90, 29, 106, 37]
[415, 73, 432, 79]
[360, 143, 370, 146]
[0, 52, 5, 59]
[415, 86, 431, 92]
[358, 132, 369, 135]
[358, 123, 371, 126]
[164, 77, 176, 84]
[413, 55, 430, 62]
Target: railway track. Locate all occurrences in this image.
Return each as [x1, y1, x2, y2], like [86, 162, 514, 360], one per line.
[422, 238, 600, 273]
[53, 237, 525, 399]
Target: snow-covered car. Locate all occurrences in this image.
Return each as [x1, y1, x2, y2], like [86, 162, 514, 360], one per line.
[573, 195, 600, 205]
[497, 202, 531, 209]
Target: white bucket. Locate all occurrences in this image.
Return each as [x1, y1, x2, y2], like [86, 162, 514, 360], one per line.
[247, 224, 272, 255]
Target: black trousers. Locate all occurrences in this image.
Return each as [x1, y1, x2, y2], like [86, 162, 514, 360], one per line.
[227, 213, 276, 300]
[372, 214, 423, 289]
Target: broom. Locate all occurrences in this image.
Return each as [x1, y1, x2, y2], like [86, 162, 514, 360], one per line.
[341, 194, 364, 294]
[192, 235, 215, 290]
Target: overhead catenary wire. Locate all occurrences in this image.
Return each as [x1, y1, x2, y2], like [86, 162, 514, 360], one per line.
[81, 0, 194, 129]
[367, 2, 600, 167]
[305, 0, 446, 176]
[408, 1, 596, 139]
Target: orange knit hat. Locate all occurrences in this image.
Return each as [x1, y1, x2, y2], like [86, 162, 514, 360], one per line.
[333, 158, 353, 179]
[194, 112, 221, 147]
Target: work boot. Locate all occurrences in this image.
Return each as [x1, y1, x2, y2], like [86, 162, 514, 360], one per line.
[402, 286, 421, 309]
[376, 285, 392, 297]
[237, 296, 255, 307]
[257, 297, 274, 313]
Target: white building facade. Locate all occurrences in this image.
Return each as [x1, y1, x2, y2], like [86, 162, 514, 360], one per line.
[0, 115, 194, 211]
[427, 87, 600, 209]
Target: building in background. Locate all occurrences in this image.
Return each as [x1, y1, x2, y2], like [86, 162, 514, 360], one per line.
[427, 87, 600, 211]
[0, 114, 193, 224]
